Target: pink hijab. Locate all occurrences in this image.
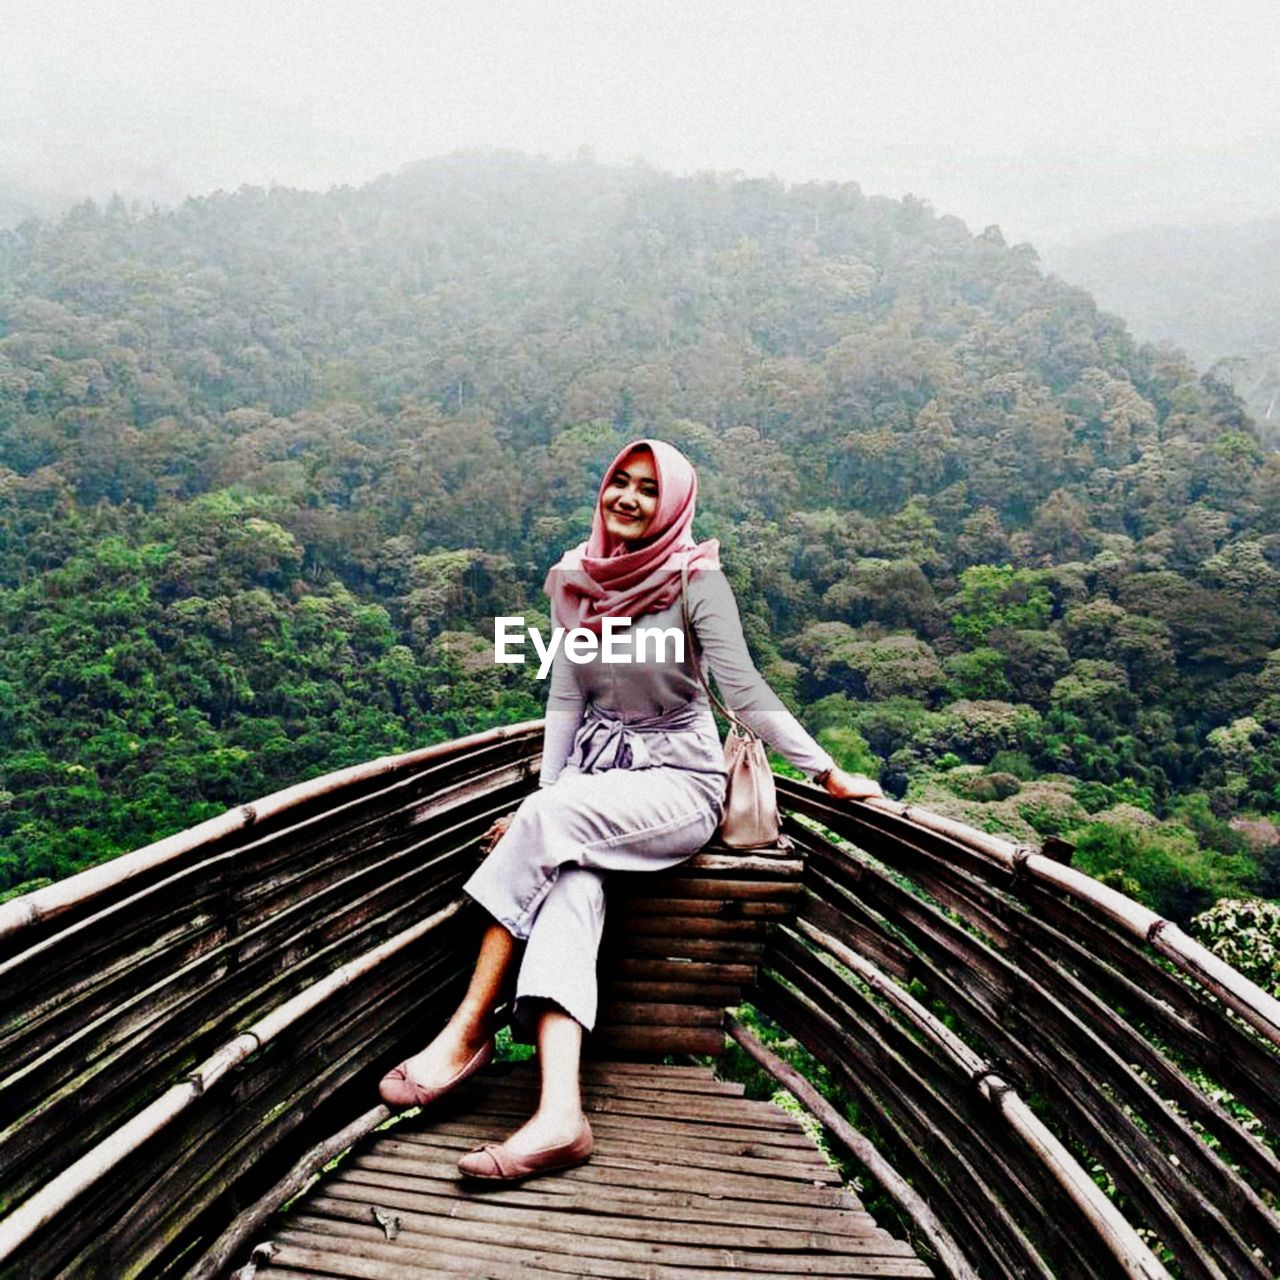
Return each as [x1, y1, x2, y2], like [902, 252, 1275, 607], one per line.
[544, 438, 721, 632]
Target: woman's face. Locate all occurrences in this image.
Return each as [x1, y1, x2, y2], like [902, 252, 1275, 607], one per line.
[601, 449, 659, 543]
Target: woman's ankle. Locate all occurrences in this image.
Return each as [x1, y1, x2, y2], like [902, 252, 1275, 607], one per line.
[451, 1002, 495, 1045]
[534, 1097, 584, 1127]
[511, 1104, 585, 1146]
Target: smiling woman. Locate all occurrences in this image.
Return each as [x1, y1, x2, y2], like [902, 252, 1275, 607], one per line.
[600, 452, 660, 540]
[378, 438, 883, 1183]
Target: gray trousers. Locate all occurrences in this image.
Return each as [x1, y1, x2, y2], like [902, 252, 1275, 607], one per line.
[463, 764, 725, 1032]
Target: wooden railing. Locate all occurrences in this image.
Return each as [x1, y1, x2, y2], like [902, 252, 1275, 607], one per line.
[0, 723, 543, 1278]
[0, 725, 1276, 1279]
[771, 782, 1280, 1280]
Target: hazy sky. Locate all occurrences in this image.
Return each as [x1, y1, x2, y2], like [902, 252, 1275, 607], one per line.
[5, 0, 1279, 245]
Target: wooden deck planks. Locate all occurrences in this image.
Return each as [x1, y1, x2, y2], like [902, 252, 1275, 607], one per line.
[251, 1062, 931, 1279]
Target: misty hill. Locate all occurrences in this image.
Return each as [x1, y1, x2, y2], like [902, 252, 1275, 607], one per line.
[1, 151, 1277, 915]
[1045, 220, 1280, 437]
[0, 173, 81, 233]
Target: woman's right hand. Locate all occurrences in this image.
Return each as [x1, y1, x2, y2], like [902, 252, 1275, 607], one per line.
[479, 813, 513, 855]
[822, 766, 885, 801]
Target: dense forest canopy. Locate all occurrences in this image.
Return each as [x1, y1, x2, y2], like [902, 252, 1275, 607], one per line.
[2, 151, 1277, 941]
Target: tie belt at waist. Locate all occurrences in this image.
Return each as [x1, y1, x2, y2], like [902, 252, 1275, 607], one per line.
[571, 701, 709, 773]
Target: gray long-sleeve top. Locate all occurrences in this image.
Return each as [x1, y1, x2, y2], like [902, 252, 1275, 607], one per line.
[539, 568, 835, 787]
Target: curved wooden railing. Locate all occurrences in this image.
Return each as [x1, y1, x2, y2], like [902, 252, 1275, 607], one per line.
[770, 783, 1280, 1280]
[0, 724, 1277, 1279]
[0, 723, 543, 1278]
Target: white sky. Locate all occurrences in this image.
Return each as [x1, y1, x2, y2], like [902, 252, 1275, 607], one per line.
[4, 0, 1279, 244]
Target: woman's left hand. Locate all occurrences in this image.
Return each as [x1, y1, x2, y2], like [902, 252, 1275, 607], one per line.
[479, 813, 514, 854]
[822, 766, 885, 801]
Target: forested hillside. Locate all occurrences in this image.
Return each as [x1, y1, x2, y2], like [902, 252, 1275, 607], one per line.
[1046, 219, 1280, 439]
[2, 152, 1278, 948]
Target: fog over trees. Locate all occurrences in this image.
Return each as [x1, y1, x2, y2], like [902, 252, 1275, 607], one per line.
[1046, 220, 1280, 438]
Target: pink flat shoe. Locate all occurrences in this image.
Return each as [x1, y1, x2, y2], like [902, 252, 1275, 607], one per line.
[378, 1038, 493, 1109]
[457, 1117, 594, 1182]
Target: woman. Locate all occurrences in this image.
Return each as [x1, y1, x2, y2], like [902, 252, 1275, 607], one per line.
[379, 438, 883, 1181]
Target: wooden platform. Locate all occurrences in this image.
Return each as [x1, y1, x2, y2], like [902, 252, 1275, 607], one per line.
[249, 1060, 932, 1279]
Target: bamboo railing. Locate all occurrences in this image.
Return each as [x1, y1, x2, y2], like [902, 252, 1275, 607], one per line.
[772, 781, 1280, 1280]
[0, 725, 1276, 1279]
[0, 723, 542, 1278]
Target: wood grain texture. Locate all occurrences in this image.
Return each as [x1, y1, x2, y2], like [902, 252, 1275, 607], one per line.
[248, 1061, 930, 1280]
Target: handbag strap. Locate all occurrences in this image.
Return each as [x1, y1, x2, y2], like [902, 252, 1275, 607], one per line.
[679, 562, 757, 738]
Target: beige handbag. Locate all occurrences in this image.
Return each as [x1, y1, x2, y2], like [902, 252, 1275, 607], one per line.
[680, 566, 781, 849]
